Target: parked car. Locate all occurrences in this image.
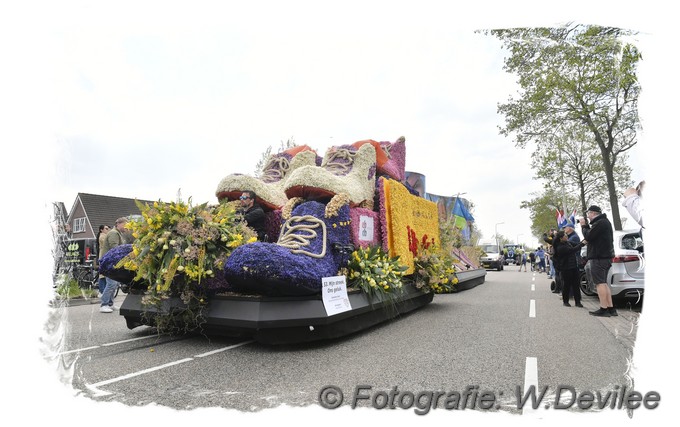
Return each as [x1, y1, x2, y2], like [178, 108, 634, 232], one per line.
[580, 229, 644, 302]
[607, 229, 644, 302]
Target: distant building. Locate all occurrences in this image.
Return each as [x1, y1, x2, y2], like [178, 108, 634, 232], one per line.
[64, 193, 156, 263]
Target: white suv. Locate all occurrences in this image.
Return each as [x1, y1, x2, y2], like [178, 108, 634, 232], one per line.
[606, 229, 644, 303]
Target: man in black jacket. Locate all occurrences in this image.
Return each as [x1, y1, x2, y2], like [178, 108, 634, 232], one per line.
[239, 190, 267, 241]
[580, 205, 616, 317]
[552, 230, 586, 307]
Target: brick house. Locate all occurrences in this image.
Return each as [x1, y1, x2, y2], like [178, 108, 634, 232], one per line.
[65, 193, 156, 263]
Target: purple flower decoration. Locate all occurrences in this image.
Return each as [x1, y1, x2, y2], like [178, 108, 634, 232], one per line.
[224, 200, 352, 296]
[379, 137, 406, 181]
[203, 273, 233, 292]
[98, 244, 136, 284]
[264, 209, 283, 242]
[367, 164, 376, 180]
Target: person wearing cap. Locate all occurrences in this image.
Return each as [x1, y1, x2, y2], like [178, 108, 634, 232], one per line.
[552, 230, 586, 307]
[563, 222, 580, 245]
[579, 205, 616, 317]
[563, 221, 584, 280]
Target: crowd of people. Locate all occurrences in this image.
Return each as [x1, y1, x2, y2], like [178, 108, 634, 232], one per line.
[530, 181, 645, 316]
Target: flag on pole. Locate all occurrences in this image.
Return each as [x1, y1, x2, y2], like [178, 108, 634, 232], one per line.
[452, 197, 469, 229]
[453, 197, 474, 241]
[569, 209, 577, 226]
[556, 209, 567, 228]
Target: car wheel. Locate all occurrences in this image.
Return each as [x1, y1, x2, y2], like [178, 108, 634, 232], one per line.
[579, 271, 596, 296]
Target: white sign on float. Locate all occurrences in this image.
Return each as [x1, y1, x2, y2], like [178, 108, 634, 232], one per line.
[359, 215, 374, 242]
[321, 275, 352, 316]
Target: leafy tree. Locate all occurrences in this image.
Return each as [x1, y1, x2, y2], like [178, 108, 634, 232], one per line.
[520, 189, 579, 239]
[532, 121, 632, 214]
[488, 24, 641, 230]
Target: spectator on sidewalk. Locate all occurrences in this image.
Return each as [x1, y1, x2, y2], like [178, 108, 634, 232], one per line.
[96, 224, 110, 294]
[580, 206, 616, 317]
[552, 230, 586, 308]
[99, 217, 128, 313]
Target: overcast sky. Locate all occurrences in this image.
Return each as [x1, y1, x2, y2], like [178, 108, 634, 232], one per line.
[44, 4, 648, 248]
[3, 1, 674, 425]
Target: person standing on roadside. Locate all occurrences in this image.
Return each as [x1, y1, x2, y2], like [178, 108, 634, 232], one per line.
[580, 206, 616, 317]
[518, 251, 527, 271]
[96, 224, 110, 294]
[552, 230, 586, 307]
[98, 217, 128, 313]
[535, 247, 546, 273]
[543, 230, 560, 293]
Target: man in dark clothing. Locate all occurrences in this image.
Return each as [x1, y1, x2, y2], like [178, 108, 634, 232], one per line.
[580, 205, 616, 317]
[564, 222, 584, 282]
[239, 190, 267, 241]
[543, 230, 560, 293]
[552, 230, 586, 307]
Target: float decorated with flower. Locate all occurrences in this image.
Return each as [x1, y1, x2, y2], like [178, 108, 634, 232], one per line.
[100, 136, 485, 344]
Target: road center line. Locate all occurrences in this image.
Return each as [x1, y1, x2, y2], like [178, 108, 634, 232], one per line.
[101, 335, 160, 347]
[85, 340, 254, 396]
[52, 334, 160, 356]
[529, 300, 536, 317]
[531, 284, 535, 291]
[523, 357, 539, 415]
[87, 358, 194, 396]
[195, 340, 254, 357]
[57, 345, 100, 355]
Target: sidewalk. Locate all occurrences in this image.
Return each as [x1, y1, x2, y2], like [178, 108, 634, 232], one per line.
[579, 294, 640, 354]
[540, 271, 641, 355]
[49, 291, 126, 308]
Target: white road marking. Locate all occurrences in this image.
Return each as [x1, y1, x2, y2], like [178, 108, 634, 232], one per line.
[85, 340, 255, 396]
[531, 284, 535, 291]
[195, 340, 255, 357]
[57, 346, 100, 355]
[87, 358, 194, 397]
[52, 334, 159, 356]
[102, 335, 161, 346]
[523, 357, 539, 415]
[529, 300, 536, 318]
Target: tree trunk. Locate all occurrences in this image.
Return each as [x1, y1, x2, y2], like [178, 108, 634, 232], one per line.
[600, 145, 623, 230]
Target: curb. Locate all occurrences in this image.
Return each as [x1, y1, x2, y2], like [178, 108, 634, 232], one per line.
[49, 297, 102, 308]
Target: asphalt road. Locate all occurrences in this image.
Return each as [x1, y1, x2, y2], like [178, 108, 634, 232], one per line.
[42, 268, 642, 418]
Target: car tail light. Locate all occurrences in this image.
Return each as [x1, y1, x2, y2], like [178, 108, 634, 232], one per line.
[612, 255, 640, 263]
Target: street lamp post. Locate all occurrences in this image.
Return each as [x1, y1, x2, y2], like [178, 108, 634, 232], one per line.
[495, 222, 504, 249]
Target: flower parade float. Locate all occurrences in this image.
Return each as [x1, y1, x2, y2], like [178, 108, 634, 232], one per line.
[101, 136, 485, 344]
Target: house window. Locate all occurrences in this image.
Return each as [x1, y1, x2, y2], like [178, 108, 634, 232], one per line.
[73, 217, 86, 233]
